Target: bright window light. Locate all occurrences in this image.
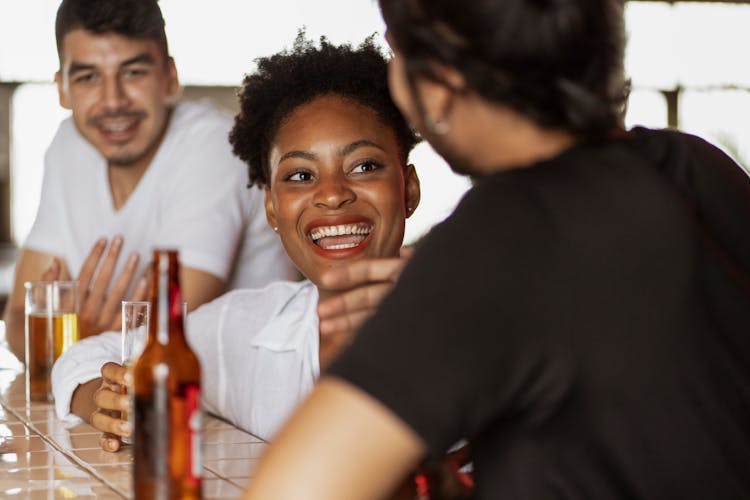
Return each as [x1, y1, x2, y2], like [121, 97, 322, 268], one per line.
[2, 1, 750, 248]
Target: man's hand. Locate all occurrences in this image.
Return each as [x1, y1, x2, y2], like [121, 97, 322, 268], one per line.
[316, 248, 412, 367]
[71, 237, 148, 339]
[90, 362, 132, 452]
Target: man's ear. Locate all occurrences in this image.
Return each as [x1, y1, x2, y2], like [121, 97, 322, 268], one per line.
[55, 70, 71, 110]
[264, 186, 279, 231]
[165, 57, 182, 104]
[403, 164, 421, 218]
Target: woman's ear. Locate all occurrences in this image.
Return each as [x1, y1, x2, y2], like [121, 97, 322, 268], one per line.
[264, 186, 279, 232]
[403, 164, 421, 218]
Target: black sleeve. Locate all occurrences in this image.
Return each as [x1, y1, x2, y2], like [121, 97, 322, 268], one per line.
[328, 179, 574, 460]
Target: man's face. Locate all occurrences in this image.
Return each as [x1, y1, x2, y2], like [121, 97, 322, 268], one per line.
[265, 94, 419, 290]
[55, 29, 178, 169]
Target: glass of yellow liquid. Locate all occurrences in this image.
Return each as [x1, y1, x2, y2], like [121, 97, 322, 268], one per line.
[24, 280, 79, 402]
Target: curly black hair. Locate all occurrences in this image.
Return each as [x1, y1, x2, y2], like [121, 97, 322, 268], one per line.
[229, 32, 420, 188]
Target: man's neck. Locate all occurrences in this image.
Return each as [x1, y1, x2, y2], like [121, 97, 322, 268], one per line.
[108, 160, 152, 211]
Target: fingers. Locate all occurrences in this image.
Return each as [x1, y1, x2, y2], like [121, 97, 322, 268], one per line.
[77, 238, 108, 295]
[99, 252, 140, 331]
[80, 236, 124, 320]
[41, 258, 61, 281]
[91, 408, 132, 438]
[93, 385, 130, 413]
[318, 281, 393, 324]
[101, 362, 130, 387]
[399, 246, 414, 259]
[319, 256, 407, 291]
[100, 432, 122, 452]
[129, 277, 149, 302]
[319, 309, 373, 338]
[76, 236, 144, 337]
[318, 257, 408, 339]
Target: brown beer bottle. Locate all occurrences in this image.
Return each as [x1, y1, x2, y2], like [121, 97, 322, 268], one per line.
[133, 249, 202, 499]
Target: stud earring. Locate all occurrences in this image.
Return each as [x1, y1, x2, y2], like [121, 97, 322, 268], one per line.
[273, 226, 279, 232]
[424, 114, 450, 135]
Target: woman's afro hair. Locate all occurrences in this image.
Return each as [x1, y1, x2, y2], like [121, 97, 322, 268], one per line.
[229, 31, 420, 188]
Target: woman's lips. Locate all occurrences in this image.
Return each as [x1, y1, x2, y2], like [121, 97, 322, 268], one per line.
[306, 220, 374, 258]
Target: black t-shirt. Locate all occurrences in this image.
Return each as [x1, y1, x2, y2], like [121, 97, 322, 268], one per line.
[329, 128, 750, 499]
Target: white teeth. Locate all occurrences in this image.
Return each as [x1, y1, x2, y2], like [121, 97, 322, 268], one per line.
[326, 243, 359, 250]
[102, 121, 133, 132]
[309, 224, 372, 241]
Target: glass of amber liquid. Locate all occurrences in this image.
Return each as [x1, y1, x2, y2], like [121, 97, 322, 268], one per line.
[121, 300, 150, 444]
[24, 281, 79, 402]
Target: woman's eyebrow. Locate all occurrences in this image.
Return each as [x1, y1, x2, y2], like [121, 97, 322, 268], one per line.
[340, 140, 385, 156]
[279, 150, 317, 163]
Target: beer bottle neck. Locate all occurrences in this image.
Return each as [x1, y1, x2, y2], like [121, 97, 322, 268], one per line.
[151, 249, 187, 345]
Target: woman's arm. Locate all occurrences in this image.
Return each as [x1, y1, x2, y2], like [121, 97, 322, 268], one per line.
[244, 376, 425, 500]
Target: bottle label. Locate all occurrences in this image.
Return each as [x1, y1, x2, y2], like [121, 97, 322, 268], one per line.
[186, 384, 203, 484]
[134, 364, 170, 485]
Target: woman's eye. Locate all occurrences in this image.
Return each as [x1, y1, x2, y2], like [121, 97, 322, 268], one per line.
[351, 161, 380, 174]
[286, 171, 313, 182]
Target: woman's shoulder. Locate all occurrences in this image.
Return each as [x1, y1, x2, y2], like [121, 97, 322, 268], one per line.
[190, 280, 316, 325]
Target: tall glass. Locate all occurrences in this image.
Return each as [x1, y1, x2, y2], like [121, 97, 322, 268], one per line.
[121, 300, 150, 445]
[24, 281, 79, 402]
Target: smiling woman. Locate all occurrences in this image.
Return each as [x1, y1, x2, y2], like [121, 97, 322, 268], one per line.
[263, 95, 420, 296]
[51, 34, 423, 451]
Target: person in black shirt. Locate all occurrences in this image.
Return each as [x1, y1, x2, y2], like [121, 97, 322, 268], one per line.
[244, 0, 750, 498]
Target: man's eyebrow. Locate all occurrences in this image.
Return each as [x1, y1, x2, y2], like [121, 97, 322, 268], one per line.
[120, 53, 156, 67]
[67, 62, 96, 75]
[66, 53, 155, 76]
[340, 140, 386, 156]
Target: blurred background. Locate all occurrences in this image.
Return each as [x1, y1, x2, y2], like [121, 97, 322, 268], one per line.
[0, 0, 749, 306]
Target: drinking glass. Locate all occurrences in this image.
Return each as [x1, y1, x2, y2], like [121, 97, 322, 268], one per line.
[121, 300, 150, 444]
[24, 280, 79, 402]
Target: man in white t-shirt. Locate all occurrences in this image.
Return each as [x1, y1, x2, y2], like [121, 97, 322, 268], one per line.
[1, 0, 295, 360]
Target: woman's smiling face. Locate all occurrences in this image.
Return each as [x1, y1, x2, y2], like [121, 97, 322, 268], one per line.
[265, 94, 420, 289]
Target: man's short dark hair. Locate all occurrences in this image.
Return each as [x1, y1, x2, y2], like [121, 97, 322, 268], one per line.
[55, 0, 169, 62]
[229, 32, 420, 188]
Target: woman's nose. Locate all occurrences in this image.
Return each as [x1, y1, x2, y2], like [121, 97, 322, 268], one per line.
[312, 176, 356, 209]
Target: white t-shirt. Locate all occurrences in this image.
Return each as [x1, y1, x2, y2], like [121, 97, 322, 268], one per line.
[25, 99, 295, 292]
[51, 280, 320, 441]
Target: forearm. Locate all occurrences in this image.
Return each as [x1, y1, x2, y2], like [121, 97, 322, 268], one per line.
[2, 306, 25, 361]
[71, 378, 102, 423]
[245, 377, 424, 500]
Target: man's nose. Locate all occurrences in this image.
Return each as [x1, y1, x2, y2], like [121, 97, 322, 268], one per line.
[100, 76, 130, 111]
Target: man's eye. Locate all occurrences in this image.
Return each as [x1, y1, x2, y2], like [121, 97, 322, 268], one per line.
[351, 160, 381, 174]
[123, 68, 147, 79]
[287, 171, 313, 182]
[74, 73, 97, 84]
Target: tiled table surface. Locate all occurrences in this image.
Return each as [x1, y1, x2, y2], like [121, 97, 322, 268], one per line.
[0, 367, 265, 499]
